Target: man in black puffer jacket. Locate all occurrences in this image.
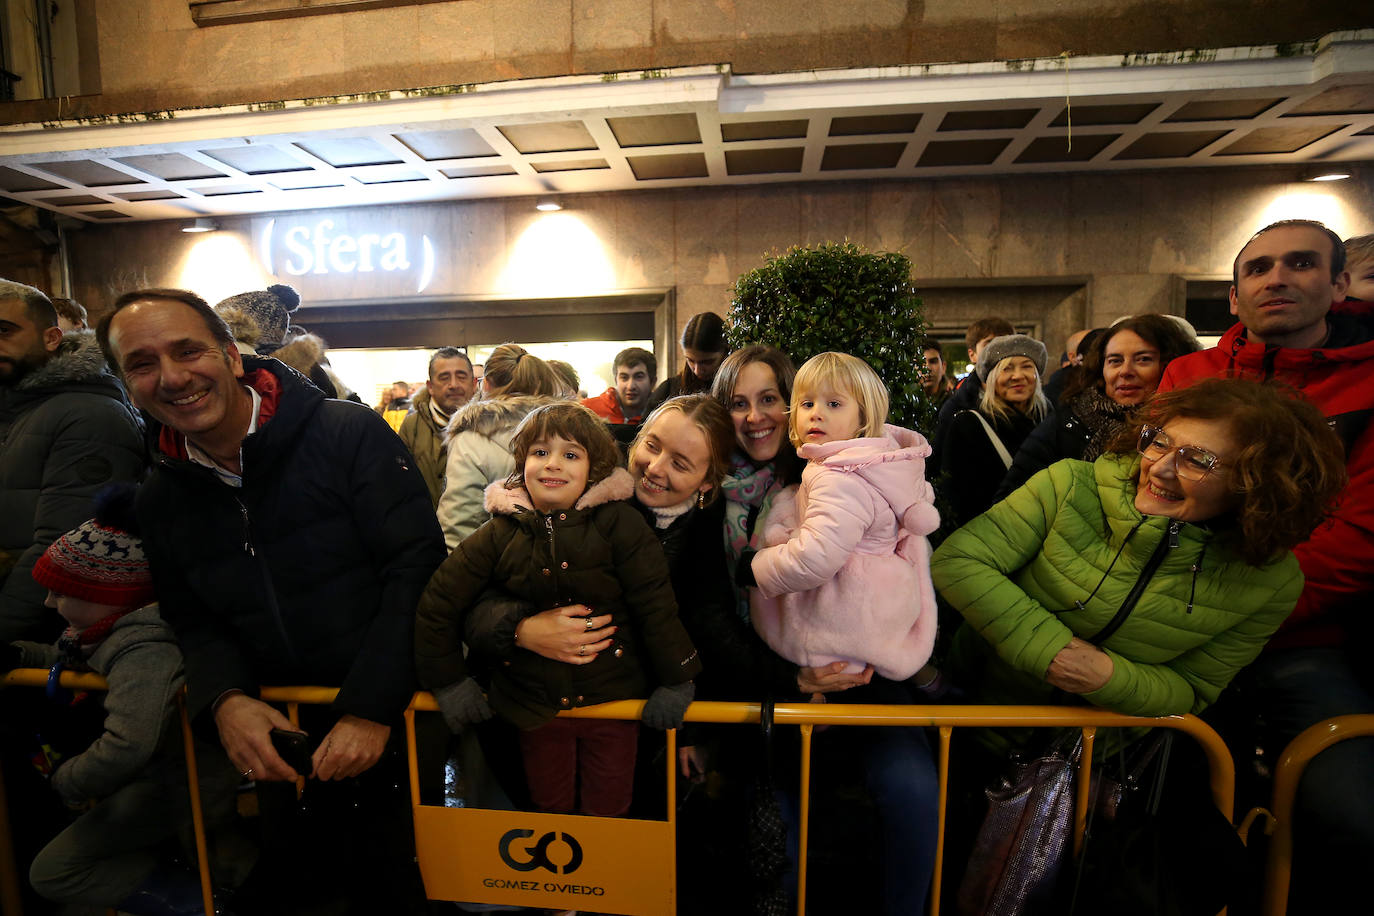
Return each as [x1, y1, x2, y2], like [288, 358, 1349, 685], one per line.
[1, 280, 144, 643]
[99, 288, 445, 914]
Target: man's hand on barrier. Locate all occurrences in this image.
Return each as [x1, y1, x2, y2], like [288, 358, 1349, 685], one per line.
[312, 714, 390, 781]
[214, 693, 302, 782]
[798, 661, 873, 695]
[1045, 637, 1114, 694]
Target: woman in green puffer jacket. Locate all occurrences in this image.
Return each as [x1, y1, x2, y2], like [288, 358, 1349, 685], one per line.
[932, 378, 1347, 722]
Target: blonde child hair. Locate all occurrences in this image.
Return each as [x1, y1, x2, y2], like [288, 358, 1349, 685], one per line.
[788, 351, 889, 448]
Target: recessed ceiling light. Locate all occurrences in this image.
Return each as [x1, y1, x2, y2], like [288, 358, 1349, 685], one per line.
[1305, 169, 1351, 182]
[535, 198, 562, 211]
[181, 217, 220, 232]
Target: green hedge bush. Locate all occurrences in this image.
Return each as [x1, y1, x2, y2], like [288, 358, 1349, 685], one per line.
[727, 242, 934, 434]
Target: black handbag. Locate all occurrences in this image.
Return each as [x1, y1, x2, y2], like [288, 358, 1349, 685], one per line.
[1064, 731, 1250, 916]
[956, 732, 1081, 916]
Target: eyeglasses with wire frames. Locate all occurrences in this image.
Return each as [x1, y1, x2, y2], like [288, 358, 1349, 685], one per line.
[1137, 425, 1226, 481]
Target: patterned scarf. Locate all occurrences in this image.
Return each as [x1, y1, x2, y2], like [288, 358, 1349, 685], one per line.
[1072, 387, 1131, 461]
[720, 454, 781, 620]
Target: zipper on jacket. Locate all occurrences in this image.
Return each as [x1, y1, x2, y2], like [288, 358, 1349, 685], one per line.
[235, 496, 298, 664]
[1089, 520, 1180, 645]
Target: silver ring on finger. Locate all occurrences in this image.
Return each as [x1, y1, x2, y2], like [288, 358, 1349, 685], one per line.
[241, 767, 254, 778]
[578, 644, 586, 657]
[585, 617, 595, 632]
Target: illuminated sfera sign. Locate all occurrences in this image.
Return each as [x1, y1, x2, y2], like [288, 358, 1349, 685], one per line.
[258, 218, 435, 292]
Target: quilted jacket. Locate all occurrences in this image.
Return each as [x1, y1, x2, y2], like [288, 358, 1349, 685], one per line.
[416, 468, 701, 729]
[931, 453, 1302, 717]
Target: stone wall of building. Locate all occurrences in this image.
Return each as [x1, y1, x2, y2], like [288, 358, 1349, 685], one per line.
[0, 0, 1364, 122]
[65, 160, 1374, 359]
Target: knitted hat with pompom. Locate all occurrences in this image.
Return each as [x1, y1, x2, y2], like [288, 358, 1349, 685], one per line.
[31, 485, 154, 609]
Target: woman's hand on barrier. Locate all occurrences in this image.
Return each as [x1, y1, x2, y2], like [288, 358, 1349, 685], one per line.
[514, 604, 617, 665]
[1045, 637, 1114, 694]
[213, 693, 301, 782]
[797, 661, 874, 695]
[312, 714, 391, 781]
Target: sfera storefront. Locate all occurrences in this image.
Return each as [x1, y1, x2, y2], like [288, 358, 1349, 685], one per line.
[66, 198, 675, 398]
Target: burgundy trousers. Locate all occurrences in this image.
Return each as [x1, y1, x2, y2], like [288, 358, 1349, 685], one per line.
[518, 717, 640, 816]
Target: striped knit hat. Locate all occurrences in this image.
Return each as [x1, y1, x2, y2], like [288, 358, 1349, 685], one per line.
[31, 487, 154, 608]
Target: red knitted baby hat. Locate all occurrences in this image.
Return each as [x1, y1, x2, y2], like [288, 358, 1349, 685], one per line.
[31, 490, 155, 608]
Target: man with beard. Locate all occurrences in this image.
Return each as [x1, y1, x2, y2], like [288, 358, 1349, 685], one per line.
[0, 280, 144, 641]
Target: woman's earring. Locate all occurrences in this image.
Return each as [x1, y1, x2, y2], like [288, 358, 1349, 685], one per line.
[697, 490, 706, 509]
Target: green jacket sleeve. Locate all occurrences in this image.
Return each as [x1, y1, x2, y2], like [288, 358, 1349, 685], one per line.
[931, 467, 1077, 682]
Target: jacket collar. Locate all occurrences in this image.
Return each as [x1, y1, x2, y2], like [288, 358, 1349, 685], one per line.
[483, 466, 635, 517]
[8, 330, 128, 398]
[150, 356, 319, 465]
[1217, 298, 1374, 371]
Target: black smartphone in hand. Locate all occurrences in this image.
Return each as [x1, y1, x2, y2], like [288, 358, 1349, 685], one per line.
[269, 727, 313, 775]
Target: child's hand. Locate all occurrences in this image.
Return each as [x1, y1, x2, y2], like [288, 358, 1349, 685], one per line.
[433, 678, 493, 734]
[643, 681, 695, 730]
[679, 745, 708, 783]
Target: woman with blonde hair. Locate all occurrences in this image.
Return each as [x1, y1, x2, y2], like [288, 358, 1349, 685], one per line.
[939, 333, 1050, 526]
[437, 343, 562, 547]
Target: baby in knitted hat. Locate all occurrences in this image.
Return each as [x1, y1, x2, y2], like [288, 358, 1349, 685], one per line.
[4, 486, 242, 914]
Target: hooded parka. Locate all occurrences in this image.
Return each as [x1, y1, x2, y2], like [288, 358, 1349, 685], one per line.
[416, 468, 701, 729]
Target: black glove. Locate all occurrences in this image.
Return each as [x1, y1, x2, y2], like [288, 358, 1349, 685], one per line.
[642, 681, 695, 730]
[734, 548, 758, 588]
[433, 678, 493, 734]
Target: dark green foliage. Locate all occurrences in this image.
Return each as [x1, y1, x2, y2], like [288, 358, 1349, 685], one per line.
[728, 242, 935, 434]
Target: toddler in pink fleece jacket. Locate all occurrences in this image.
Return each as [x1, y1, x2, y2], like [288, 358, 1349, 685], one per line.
[748, 352, 940, 681]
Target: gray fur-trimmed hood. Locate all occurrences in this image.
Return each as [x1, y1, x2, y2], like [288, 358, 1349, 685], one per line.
[14, 330, 125, 394]
[443, 394, 560, 445]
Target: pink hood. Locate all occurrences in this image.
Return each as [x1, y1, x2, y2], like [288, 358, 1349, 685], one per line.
[797, 424, 939, 537]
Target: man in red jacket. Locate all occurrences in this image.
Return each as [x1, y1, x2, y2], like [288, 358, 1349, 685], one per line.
[1158, 218, 1370, 911]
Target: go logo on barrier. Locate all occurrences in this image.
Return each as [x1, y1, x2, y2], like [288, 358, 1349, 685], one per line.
[498, 829, 584, 874]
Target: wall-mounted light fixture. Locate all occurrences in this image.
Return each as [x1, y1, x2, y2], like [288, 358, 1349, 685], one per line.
[535, 198, 563, 212]
[181, 217, 220, 233]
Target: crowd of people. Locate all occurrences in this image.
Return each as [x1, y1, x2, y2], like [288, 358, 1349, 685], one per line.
[0, 218, 1371, 915]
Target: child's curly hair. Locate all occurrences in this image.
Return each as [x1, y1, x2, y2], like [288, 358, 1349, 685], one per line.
[506, 402, 622, 493]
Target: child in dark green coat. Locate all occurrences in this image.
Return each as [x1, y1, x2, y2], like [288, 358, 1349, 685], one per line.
[416, 401, 700, 816]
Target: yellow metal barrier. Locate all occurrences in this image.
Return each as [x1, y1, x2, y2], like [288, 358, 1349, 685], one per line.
[408, 695, 1238, 916]
[1260, 714, 1374, 916]
[1, 679, 1241, 915]
[0, 669, 216, 916]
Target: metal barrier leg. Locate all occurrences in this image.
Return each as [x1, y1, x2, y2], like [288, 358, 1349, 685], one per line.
[178, 692, 216, 916]
[1073, 726, 1097, 858]
[930, 725, 952, 916]
[0, 754, 23, 916]
[796, 723, 813, 916]
[1262, 714, 1374, 916]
